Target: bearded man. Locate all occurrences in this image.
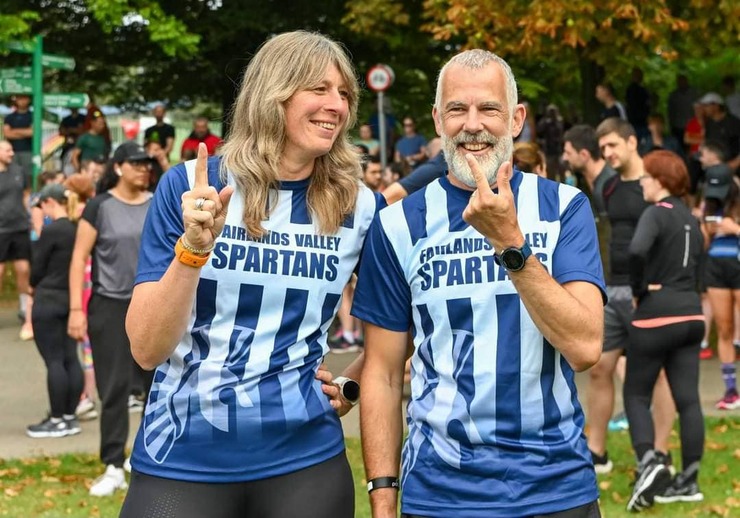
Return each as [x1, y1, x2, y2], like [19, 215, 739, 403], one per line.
[352, 49, 606, 518]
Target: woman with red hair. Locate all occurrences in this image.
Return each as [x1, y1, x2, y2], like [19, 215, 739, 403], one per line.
[624, 150, 705, 512]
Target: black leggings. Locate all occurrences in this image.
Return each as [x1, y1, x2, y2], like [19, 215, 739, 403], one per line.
[119, 452, 354, 518]
[624, 320, 705, 469]
[32, 293, 83, 417]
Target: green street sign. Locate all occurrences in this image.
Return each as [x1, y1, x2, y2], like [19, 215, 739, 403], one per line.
[43, 109, 60, 124]
[0, 77, 33, 94]
[43, 93, 88, 108]
[41, 53, 75, 71]
[0, 67, 32, 79]
[3, 40, 35, 54]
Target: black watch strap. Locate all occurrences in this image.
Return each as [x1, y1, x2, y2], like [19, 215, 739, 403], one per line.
[367, 476, 399, 493]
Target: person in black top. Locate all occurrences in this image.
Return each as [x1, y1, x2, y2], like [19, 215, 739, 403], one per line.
[27, 176, 95, 439]
[624, 150, 705, 511]
[143, 104, 175, 160]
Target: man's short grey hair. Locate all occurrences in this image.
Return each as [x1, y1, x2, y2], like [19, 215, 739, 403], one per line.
[434, 49, 518, 116]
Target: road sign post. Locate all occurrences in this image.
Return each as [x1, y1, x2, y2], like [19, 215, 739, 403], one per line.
[32, 35, 43, 189]
[5, 37, 76, 188]
[366, 64, 395, 169]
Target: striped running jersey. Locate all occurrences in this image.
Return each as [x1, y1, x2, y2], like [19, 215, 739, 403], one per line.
[130, 156, 378, 482]
[352, 171, 606, 517]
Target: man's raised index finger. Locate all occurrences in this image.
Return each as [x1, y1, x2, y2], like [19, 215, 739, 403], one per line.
[465, 153, 493, 194]
[194, 142, 209, 188]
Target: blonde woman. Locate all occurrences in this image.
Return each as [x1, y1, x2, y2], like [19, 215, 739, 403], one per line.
[122, 31, 378, 517]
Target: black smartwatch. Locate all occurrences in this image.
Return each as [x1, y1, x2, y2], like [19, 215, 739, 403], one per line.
[494, 241, 532, 272]
[334, 376, 360, 405]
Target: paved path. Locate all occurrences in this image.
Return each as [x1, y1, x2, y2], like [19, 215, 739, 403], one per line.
[0, 307, 732, 460]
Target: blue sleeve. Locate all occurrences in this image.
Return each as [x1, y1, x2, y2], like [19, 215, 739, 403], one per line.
[135, 164, 190, 284]
[351, 215, 412, 332]
[552, 192, 607, 303]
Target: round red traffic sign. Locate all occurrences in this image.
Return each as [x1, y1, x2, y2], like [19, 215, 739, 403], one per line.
[366, 64, 394, 92]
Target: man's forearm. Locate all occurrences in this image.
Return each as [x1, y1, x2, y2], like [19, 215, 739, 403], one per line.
[510, 257, 603, 371]
[360, 364, 404, 517]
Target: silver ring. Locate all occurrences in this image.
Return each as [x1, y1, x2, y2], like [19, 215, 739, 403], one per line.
[194, 197, 206, 211]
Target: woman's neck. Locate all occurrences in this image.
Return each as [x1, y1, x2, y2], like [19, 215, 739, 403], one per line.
[110, 183, 145, 202]
[279, 155, 315, 182]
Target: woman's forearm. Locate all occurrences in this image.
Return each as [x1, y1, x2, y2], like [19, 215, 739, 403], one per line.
[127, 259, 203, 370]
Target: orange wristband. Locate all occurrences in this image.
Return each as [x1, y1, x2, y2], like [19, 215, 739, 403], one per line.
[175, 238, 211, 268]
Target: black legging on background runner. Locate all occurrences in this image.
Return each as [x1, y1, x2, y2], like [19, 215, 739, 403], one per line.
[119, 452, 354, 518]
[624, 320, 705, 468]
[31, 289, 83, 417]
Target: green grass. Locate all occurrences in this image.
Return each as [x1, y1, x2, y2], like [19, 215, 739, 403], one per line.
[1, 418, 738, 517]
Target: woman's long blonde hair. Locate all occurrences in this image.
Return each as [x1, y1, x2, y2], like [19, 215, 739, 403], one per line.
[220, 31, 361, 237]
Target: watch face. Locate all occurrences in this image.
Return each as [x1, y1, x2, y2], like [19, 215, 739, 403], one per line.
[342, 379, 360, 402]
[502, 249, 525, 271]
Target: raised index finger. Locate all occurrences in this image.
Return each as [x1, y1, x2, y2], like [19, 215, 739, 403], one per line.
[194, 142, 209, 188]
[465, 153, 493, 195]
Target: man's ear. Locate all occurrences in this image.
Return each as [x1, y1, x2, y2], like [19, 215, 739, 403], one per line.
[432, 106, 442, 137]
[511, 103, 526, 138]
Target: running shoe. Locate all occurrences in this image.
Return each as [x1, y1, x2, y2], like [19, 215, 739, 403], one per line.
[76, 397, 98, 421]
[655, 450, 676, 477]
[128, 394, 145, 413]
[26, 416, 74, 438]
[328, 340, 360, 354]
[715, 389, 739, 410]
[626, 451, 671, 512]
[608, 411, 629, 431]
[89, 465, 127, 497]
[698, 347, 713, 360]
[655, 474, 704, 503]
[590, 449, 613, 475]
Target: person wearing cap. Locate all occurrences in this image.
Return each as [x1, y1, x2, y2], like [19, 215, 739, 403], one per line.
[698, 140, 740, 411]
[700, 92, 740, 173]
[71, 113, 110, 172]
[67, 140, 154, 496]
[26, 176, 94, 439]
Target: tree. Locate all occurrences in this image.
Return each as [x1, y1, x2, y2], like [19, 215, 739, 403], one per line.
[345, 0, 740, 122]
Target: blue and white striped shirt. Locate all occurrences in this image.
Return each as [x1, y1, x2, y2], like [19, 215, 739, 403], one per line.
[353, 171, 605, 517]
[130, 156, 378, 482]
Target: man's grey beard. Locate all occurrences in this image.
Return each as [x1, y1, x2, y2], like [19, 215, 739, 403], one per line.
[442, 129, 513, 188]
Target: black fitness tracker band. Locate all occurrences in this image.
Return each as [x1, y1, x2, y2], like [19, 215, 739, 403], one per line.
[367, 476, 400, 493]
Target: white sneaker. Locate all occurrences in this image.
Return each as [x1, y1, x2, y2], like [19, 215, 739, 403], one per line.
[123, 456, 132, 473]
[89, 465, 128, 497]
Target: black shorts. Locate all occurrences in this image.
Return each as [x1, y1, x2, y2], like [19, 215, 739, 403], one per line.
[704, 256, 740, 290]
[603, 286, 633, 353]
[0, 231, 31, 262]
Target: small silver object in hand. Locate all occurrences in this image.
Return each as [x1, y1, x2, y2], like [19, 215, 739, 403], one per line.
[194, 197, 206, 211]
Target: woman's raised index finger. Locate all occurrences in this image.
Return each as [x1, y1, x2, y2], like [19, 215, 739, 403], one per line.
[194, 142, 209, 188]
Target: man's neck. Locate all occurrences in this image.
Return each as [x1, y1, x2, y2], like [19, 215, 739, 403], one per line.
[583, 159, 607, 190]
[619, 156, 644, 181]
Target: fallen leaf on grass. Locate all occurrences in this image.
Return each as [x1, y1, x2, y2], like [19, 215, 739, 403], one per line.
[599, 481, 611, 490]
[41, 476, 60, 483]
[0, 469, 20, 478]
[713, 423, 728, 434]
[705, 441, 727, 451]
[42, 500, 54, 509]
[726, 497, 740, 508]
[2, 489, 17, 498]
[48, 458, 61, 468]
[717, 464, 729, 474]
[611, 491, 625, 503]
[733, 449, 740, 460]
[709, 505, 729, 517]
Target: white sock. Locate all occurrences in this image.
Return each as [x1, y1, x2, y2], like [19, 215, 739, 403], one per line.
[342, 330, 355, 343]
[63, 414, 75, 421]
[19, 293, 28, 313]
[49, 416, 63, 424]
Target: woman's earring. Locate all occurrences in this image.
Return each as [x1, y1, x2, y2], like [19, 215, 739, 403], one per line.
[115, 169, 122, 177]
